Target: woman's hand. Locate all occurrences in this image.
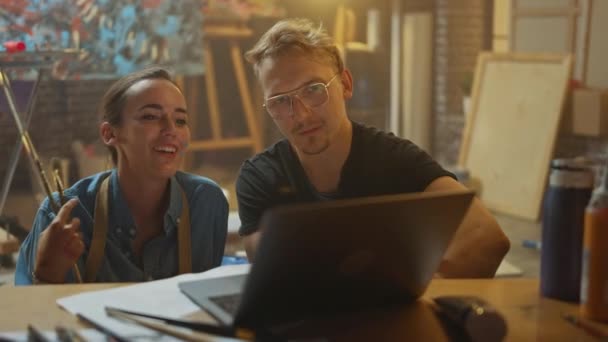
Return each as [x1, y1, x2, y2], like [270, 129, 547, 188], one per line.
[34, 199, 85, 283]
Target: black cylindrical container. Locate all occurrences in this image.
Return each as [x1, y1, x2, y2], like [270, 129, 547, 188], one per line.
[541, 158, 594, 302]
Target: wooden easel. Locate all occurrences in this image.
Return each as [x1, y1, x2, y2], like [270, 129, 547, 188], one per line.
[177, 22, 263, 170]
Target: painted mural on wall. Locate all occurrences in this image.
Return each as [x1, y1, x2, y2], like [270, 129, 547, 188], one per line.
[0, 0, 205, 78]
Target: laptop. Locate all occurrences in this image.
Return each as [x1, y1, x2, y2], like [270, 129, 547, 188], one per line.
[179, 190, 475, 330]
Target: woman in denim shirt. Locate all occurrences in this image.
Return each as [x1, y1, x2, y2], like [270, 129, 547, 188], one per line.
[15, 67, 228, 284]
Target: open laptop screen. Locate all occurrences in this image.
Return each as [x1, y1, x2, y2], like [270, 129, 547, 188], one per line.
[181, 190, 475, 329]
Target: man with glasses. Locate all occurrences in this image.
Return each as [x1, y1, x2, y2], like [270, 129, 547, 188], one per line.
[236, 18, 510, 278]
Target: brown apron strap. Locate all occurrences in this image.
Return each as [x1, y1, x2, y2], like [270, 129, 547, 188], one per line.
[85, 175, 110, 282]
[86, 174, 192, 282]
[178, 190, 192, 274]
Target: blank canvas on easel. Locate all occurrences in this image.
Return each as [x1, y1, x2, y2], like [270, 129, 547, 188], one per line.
[459, 53, 572, 220]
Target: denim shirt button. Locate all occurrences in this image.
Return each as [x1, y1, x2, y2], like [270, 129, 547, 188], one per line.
[116, 227, 122, 234]
[129, 228, 136, 237]
[176, 218, 181, 224]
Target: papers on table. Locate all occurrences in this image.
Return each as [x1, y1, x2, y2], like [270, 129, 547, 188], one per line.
[57, 264, 250, 341]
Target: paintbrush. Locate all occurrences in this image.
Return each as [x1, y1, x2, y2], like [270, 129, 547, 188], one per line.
[106, 308, 214, 342]
[52, 159, 82, 284]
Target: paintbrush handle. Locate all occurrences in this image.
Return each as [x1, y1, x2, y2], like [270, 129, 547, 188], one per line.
[107, 309, 209, 342]
[76, 313, 128, 342]
[51, 168, 83, 284]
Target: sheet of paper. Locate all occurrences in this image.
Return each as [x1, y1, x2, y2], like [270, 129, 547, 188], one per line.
[56, 264, 250, 340]
[495, 259, 523, 277]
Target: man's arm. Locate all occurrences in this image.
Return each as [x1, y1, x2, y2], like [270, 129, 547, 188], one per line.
[243, 231, 262, 261]
[235, 158, 274, 262]
[425, 176, 510, 278]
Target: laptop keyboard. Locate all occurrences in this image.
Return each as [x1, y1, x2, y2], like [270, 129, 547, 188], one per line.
[209, 294, 242, 315]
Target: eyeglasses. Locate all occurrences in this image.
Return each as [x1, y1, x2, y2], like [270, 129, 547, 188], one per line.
[263, 74, 340, 119]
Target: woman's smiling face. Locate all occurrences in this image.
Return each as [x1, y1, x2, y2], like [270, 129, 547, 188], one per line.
[109, 78, 190, 180]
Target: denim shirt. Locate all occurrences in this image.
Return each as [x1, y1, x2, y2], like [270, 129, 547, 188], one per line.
[15, 169, 228, 285]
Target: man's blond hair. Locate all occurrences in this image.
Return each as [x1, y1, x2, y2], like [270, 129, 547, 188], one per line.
[245, 18, 344, 77]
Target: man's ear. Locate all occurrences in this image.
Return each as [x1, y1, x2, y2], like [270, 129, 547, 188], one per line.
[100, 122, 117, 146]
[340, 68, 354, 100]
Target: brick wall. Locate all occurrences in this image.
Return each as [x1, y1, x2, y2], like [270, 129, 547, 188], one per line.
[432, 0, 491, 166]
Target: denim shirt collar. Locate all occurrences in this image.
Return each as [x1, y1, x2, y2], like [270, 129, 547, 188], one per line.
[109, 169, 183, 237]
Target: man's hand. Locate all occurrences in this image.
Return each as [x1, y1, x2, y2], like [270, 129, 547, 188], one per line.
[34, 199, 84, 283]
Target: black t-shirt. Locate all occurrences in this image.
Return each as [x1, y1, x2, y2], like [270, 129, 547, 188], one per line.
[236, 121, 455, 235]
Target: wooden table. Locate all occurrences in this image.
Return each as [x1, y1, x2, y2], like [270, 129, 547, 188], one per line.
[0, 279, 606, 341]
